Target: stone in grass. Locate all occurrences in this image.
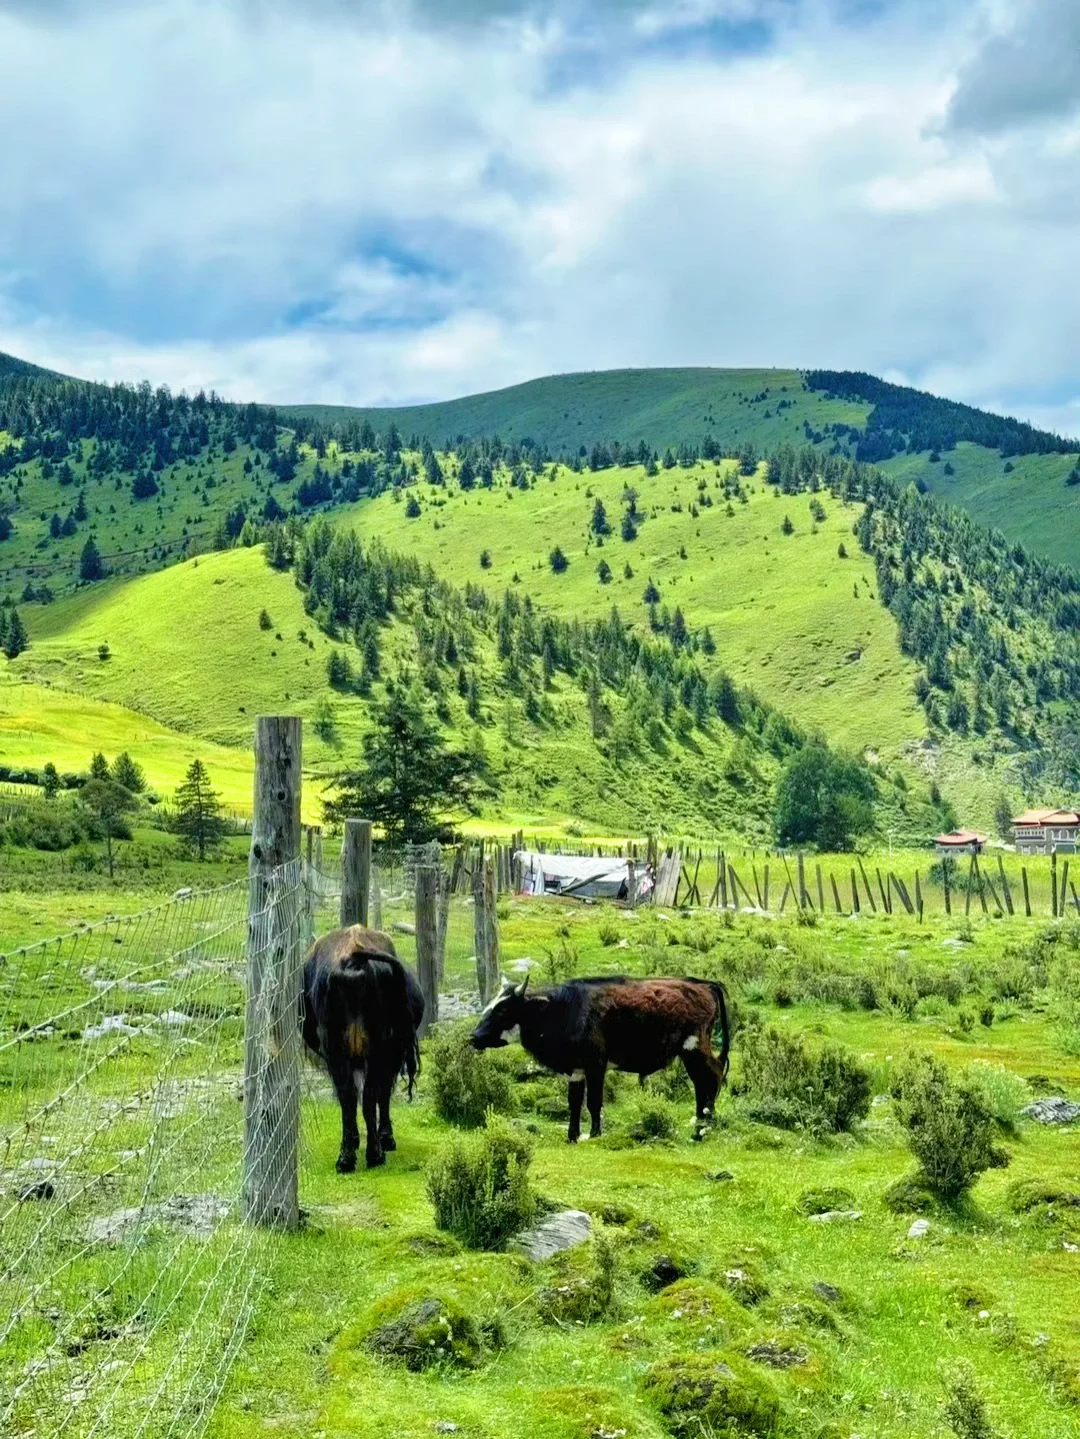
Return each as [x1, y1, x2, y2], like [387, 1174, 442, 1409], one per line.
[642, 1352, 783, 1437]
[794, 1187, 857, 1218]
[510, 1208, 591, 1262]
[84, 1193, 230, 1246]
[811, 1281, 847, 1307]
[907, 1219, 931, 1240]
[1022, 1098, 1080, 1126]
[805, 1210, 862, 1224]
[365, 1296, 490, 1372]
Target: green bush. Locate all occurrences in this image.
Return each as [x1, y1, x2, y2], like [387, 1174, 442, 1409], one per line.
[891, 1053, 1005, 1200]
[427, 1021, 517, 1128]
[961, 1060, 1030, 1134]
[941, 1359, 999, 1439]
[738, 1022, 871, 1134]
[364, 1293, 494, 1371]
[427, 1116, 536, 1250]
[630, 1097, 679, 1143]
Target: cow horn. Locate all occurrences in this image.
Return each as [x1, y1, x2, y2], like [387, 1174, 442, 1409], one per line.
[515, 974, 529, 997]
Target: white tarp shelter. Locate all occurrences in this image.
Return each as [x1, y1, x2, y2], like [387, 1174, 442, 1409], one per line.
[514, 850, 653, 902]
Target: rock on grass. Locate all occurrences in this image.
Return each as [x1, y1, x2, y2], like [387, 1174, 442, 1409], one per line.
[364, 1295, 494, 1372]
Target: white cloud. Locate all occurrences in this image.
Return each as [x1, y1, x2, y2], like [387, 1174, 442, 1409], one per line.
[0, 0, 1075, 437]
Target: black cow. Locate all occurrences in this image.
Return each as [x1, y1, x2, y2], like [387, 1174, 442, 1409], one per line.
[471, 973, 730, 1142]
[302, 924, 424, 1171]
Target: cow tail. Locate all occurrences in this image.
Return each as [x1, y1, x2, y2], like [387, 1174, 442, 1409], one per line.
[384, 957, 421, 1099]
[709, 981, 731, 1085]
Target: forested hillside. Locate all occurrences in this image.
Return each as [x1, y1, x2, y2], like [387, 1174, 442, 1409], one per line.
[2, 345, 1080, 837]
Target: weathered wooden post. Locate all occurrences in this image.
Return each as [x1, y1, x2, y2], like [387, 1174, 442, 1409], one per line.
[483, 854, 502, 1001]
[415, 864, 438, 1037]
[473, 843, 488, 1002]
[436, 852, 455, 983]
[243, 715, 303, 1230]
[340, 817, 373, 928]
[1051, 850, 1058, 918]
[627, 856, 637, 908]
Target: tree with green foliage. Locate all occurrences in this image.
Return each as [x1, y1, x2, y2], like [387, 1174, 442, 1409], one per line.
[326, 683, 482, 844]
[642, 578, 660, 604]
[549, 545, 568, 573]
[111, 752, 146, 793]
[42, 761, 60, 799]
[620, 509, 637, 541]
[781, 514, 794, 535]
[327, 649, 353, 689]
[590, 498, 611, 536]
[80, 536, 104, 581]
[3, 607, 28, 658]
[80, 777, 138, 878]
[89, 751, 111, 781]
[174, 759, 227, 860]
[405, 493, 421, 518]
[993, 794, 1014, 843]
[596, 559, 612, 584]
[773, 742, 875, 851]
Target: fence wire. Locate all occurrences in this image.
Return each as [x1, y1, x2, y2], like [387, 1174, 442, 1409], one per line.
[0, 865, 305, 1439]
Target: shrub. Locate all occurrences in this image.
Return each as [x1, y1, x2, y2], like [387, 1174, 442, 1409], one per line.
[738, 1023, 871, 1135]
[427, 1116, 536, 1250]
[961, 1060, 1030, 1134]
[597, 917, 621, 947]
[890, 1053, 1004, 1200]
[630, 1098, 678, 1144]
[883, 1174, 937, 1214]
[427, 1022, 517, 1129]
[941, 1359, 999, 1439]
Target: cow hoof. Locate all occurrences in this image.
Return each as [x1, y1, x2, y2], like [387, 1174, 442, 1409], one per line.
[336, 1153, 357, 1174]
[567, 1134, 580, 1145]
[366, 1149, 386, 1169]
[380, 1133, 397, 1152]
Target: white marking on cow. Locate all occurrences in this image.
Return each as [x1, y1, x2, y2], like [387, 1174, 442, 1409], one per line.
[682, 1035, 699, 1050]
[500, 1028, 518, 1044]
[570, 1069, 586, 1082]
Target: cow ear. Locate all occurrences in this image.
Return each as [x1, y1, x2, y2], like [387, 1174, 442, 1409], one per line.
[499, 975, 515, 995]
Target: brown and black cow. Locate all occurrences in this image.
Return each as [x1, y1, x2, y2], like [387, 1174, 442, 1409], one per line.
[471, 974, 730, 1142]
[302, 925, 424, 1171]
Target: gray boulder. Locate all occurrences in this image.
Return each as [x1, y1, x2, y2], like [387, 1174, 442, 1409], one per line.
[1022, 1098, 1080, 1126]
[509, 1208, 591, 1261]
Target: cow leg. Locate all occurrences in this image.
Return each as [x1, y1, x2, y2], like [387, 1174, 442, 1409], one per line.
[329, 1058, 361, 1173]
[362, 1064, 385, 1168]
[585, 1061, 606, 1140]
[567, 1070, 586, 1144]
[681, 1048, 720, 1141]
[377, 1072, 397, 1152]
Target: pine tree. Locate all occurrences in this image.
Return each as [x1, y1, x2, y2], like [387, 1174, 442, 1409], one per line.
[596, 559, 612, 584]
[590, 499, 611, 536]
[642, 578, 660, 604]
[3, 607, 28, 658]
[325, 684, 480, 844]
[620, 509, 637, 541]
[42, 761, 60, 799]
[90, 751, 111, 780]
[173, 759, 227, 860]
[111, 751, 146, 793]
[549, 545, 569, 573]
[80, 536, 104, 581]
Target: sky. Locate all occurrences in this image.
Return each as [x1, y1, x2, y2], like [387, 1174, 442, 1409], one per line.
[1, 0, 1079, 433]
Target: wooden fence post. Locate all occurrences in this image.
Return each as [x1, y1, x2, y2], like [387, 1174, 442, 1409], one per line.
[1052, 851, 1058, 918]
[244, 715, 303, 1231]
[415, 865, 438, 1038]
[1022, 866, 1031, 918]
[340, 817, 372, 928]
[436, 852, 455, 983]
[472, 852, 489, 1003]
[483, 855, 502, 1001]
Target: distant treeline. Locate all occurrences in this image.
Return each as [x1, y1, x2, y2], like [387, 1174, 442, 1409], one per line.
[804, 369, 1078, 463]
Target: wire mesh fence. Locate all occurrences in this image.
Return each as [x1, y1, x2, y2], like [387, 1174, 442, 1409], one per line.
[0, 865, 305, 1439]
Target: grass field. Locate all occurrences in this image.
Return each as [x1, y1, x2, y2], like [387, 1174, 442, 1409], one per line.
[4, 866, 1080, 1439]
